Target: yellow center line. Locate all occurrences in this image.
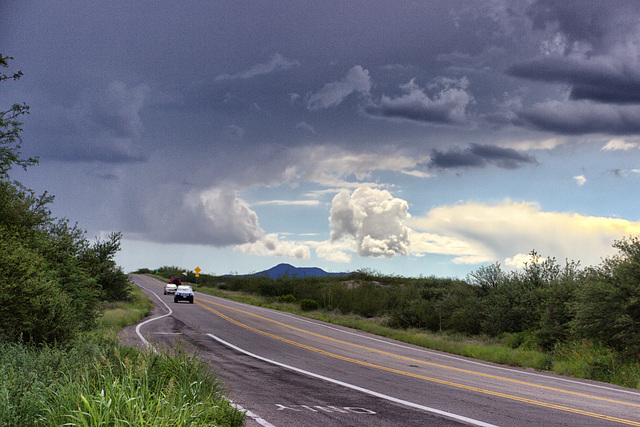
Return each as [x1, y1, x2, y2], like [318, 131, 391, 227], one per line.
[196, 298, 639, 408]
[196, 300, 640, 426]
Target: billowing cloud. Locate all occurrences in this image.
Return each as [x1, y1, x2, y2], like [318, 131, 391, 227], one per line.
[184, 187, 263, 245]
[234, 233, 311, 259]
[140, 186, 263, 246]
[365, 77, 473, 125]
[429, 144, 537, 170]
[306, 65, 371, 110]
[329, 187, 411, 258]
[216, 53, 300, 81]
[409, 200, 640, 268]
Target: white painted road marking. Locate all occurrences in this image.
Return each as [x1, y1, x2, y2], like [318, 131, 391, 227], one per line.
[207, 333, 498, 427]
[134, 283, 173, 353]
[131, 280, 275, 427]
[276, 404, 375, 414]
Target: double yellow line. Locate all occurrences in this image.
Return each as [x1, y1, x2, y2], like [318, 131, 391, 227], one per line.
[195, 297, 640, 426]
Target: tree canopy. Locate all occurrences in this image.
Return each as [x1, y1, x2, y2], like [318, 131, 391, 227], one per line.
[0, 54, 132, 344]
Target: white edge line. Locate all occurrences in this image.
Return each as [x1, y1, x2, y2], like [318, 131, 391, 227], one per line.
[230, 403, 276, 427]
[213, 297, 640, 398]
[134, 283, 173, 353]
[207, 333, 498, 427]
[131, 279, 274, 427]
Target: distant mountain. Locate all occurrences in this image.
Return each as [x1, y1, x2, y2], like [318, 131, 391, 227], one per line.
[239, 263, 350, 279]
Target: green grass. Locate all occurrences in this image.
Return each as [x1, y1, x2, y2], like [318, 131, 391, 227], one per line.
[93, 285, 154, 340]
[44, 343, 244, 426]
[0, 285, 245, 426]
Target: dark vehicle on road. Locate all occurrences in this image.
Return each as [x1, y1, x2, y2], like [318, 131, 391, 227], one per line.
[174, 285, 194, 304]
[169, 276, 182, 285]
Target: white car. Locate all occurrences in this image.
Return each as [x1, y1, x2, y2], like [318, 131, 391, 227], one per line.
[164, 283, 177, 295]
[174, 285, 194, 304]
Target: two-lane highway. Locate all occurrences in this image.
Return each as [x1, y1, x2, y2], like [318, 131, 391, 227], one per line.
[126, 275, 640, 426]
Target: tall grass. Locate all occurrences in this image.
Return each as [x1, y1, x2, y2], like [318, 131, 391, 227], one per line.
[0, 285, 244, 426]
[44, 342, 244, 426]
[93, 285, 153, 340]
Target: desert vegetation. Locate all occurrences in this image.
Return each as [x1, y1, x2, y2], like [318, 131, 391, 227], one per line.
[147, 240, 640, 389]
[0, 55, 244, 426]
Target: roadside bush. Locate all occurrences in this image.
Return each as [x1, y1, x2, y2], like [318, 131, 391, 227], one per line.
[0, 228, 96, 343]
[387, 297, 437, 329]
[258, 280, 280, 297]
[80, 232, 132, 301]
[349, 282, 392, 317]
[300, 299, 320, 311]
[278, 294, 296, 303]
[573, 237, 640, 357]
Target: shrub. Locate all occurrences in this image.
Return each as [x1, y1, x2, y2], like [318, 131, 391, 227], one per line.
[300, 299, 320, 311]
[278, 294, 296, 303]
[0, 229, 96, 343]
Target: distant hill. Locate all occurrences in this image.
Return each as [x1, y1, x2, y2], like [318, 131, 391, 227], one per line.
[234, 263, 350, 279]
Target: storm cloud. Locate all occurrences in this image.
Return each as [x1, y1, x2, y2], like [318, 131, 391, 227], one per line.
[508, 55, 640, 105]
[503, 0, 640, 135]
[4, 1, 640, 277]
[365, 77, 473, 125]
[429, 144, 537, 170]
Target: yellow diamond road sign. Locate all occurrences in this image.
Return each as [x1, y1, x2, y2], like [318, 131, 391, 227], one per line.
[195, 266, 201, 273]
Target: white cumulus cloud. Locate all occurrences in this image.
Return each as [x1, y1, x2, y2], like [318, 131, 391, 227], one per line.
[329, 187, 411, 258]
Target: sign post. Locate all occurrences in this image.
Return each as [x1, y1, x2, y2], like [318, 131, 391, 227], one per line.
[195, 266, 201, 286]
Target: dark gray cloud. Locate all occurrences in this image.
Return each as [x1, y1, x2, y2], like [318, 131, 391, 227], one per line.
[525, 0, 639, 53]
[430, 144, 537, 170]
[502, 1, 640, 134]
[516, 102, 640, 135]
[42, 143, 146, 164]
[365, 77, 473, 125]
[507, 56, 640, 105]
[28, 81, 150, 163]
[2, 0, 639, 253]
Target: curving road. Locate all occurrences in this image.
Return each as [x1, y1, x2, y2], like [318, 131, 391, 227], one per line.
[124, 275, 640, 427]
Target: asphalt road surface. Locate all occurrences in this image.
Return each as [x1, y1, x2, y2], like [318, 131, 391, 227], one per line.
[122, 275, 640, 427]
